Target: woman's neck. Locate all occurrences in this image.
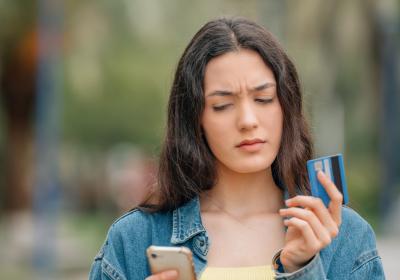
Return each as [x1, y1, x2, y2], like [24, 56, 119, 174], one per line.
[201, 162, 284, 217]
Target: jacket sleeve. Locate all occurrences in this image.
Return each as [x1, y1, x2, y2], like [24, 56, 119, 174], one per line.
[89, 253, 106, 280]
[349, 221, 386, 280]
[273, 248, 386, 280]
[88, 227, 128, 280]
[350, 248, 385, 279]
[274, 253, 327, 280]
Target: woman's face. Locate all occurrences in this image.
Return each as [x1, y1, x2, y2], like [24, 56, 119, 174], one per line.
[201, 48, 283, 174]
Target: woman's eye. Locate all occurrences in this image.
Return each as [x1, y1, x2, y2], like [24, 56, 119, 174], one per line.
[212, 104, 231, 111]
[255, 98, 273, 104]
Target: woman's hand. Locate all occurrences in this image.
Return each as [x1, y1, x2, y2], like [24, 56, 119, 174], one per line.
[145, 270, 179, 280]
[278, 171, 343, 272]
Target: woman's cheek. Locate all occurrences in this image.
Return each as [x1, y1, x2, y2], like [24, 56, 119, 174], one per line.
[209, 134, 228, 157]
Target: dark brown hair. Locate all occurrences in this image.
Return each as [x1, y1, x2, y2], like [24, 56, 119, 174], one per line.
[145, 17, 313, 211]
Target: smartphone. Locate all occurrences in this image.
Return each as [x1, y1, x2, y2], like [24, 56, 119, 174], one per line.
[307, 154, 349, 207]
[146, 246, 196, 280]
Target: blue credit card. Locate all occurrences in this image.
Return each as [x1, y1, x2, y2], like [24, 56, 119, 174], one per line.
[307, 154, 349, 207]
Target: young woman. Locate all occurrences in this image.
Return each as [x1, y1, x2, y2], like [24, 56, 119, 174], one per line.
[89, 17, 385, 280]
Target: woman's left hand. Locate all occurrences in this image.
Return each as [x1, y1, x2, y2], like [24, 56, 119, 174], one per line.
[278, 170, 343, 272]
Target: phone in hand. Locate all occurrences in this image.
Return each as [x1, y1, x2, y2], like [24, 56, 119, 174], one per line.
[146, 246, 196, 280]
[307, 154, 349, 207]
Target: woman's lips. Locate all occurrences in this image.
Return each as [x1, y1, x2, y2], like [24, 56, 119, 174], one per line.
[237, 139, 266, 152]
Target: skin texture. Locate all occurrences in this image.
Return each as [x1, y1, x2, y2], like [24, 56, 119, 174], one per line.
[201, 49, 283, 175]
[146, 49, 343, 279]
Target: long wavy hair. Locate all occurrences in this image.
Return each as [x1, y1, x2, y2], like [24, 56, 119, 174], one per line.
[143, 17, 313, 211]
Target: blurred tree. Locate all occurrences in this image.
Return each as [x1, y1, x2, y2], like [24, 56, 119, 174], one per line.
[0, 1, 37, 212]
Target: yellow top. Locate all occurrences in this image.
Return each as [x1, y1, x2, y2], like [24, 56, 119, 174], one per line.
[199, 265, 276, 280]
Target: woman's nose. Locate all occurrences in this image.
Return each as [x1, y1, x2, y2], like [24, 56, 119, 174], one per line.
[237, 102, 258, 131]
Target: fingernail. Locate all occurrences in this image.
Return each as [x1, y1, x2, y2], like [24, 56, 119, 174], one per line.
[285, 199, 292, 205]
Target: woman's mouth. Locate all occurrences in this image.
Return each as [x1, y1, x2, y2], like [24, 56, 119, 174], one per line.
[236, 139, 266, 152]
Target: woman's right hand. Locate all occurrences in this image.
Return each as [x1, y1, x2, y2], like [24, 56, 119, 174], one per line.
[145, 270, 179, 280]
[278, 171, 343, 272]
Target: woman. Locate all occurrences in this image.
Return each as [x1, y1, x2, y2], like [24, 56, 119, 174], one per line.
[89, 17, 385, 279]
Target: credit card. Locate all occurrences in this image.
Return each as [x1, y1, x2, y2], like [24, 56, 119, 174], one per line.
[307, 154, 349, 207]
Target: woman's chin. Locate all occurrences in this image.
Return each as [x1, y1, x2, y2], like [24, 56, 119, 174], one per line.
[227, 161, 273, 174]
[235, 167, 270, 174]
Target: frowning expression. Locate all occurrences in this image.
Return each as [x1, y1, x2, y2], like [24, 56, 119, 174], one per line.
[201, 48, 283, 174]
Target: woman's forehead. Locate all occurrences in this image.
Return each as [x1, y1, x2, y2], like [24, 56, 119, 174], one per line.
[203, 49, 275, 93]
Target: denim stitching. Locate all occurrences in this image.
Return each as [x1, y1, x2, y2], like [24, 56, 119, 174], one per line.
[275, 253, 323, 280]
[111, 209, 139, 227]
[193, 234, 209, 257]
[171, 198, 206, 244]
[94, 240, 108, 261]
[171, 208, 179, 242]
[94, 246, 105, 261]
[351, 249, 380, 273]
[102, 258, 127, 280]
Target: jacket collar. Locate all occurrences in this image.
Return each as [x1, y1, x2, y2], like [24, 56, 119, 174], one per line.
[171, 196, 206, 245]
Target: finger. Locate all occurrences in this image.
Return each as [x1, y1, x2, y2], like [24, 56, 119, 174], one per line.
[285, 196, 339, 237]
[280, 207, 332, 245]
[146, 270, 179, 280]
[317, 171, 343, 225]
[284, 217, 321, 251]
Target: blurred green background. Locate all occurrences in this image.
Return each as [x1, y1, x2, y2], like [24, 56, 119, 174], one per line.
[0, 0, 399, 279]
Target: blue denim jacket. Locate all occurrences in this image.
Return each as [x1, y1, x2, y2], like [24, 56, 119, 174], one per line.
[89, 195, 385, 279]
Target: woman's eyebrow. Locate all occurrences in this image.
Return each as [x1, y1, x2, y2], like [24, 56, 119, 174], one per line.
[250, 82, 276, 92]
[206, 90, 234, 98]
[206, 82, 276, 98]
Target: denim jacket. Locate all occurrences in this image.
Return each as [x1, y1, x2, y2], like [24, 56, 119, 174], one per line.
[89, 195, 385, 279]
